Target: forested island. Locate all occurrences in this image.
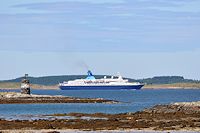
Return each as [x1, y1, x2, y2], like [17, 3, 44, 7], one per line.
[0, 75, 200, 89]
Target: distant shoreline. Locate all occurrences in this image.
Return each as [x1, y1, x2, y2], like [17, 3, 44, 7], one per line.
[143, 83, 200, 89]
[0, 82, 200, 90]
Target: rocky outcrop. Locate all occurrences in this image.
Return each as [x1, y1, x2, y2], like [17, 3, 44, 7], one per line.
[0, 101, 200, 131]
[0, 92, 118, 104]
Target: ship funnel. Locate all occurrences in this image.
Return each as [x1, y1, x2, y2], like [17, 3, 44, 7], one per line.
[86, 70, 96, 80]
[87, 70, 93, 76]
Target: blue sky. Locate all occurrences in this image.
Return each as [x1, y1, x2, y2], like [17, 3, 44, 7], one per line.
[0, 0, 200, 80]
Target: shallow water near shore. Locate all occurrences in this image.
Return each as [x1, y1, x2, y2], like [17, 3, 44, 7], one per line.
[0, 89, 200, 120]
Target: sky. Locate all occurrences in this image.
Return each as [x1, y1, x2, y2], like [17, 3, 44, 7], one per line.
[0, 0, 200, 80]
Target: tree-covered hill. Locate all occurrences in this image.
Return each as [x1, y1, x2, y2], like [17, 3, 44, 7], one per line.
[0, 75, 106, 85]
[0, 75, 199, 85]
[138, 76, 199, 84]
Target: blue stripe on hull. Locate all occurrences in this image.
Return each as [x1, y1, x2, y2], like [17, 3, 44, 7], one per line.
[59, 85, 144, 90]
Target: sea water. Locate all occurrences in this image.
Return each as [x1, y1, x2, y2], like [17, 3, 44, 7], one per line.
[0, 89, 200, 119]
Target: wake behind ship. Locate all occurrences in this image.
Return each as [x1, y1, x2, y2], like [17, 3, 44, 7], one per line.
[59, 71, 144, 90]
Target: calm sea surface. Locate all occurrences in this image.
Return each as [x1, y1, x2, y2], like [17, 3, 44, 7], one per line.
[0, 89, 200, 119]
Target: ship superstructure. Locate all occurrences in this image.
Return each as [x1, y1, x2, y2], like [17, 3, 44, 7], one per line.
[59, 71, 144, 90]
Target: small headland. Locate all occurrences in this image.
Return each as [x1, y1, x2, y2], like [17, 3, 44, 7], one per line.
[0, 101, 199, 131]
[0, 92, 118, 104]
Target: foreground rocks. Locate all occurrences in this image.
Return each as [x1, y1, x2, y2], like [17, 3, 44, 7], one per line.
[0, 92, 118, 104]
[0, 101, 200, 131]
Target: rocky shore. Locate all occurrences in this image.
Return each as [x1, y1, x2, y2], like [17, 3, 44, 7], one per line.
[0, 92, 118, 104]
[0, 101, 199, 132]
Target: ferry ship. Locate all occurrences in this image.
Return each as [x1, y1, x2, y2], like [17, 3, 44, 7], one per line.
[59, 71, 144, 90]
